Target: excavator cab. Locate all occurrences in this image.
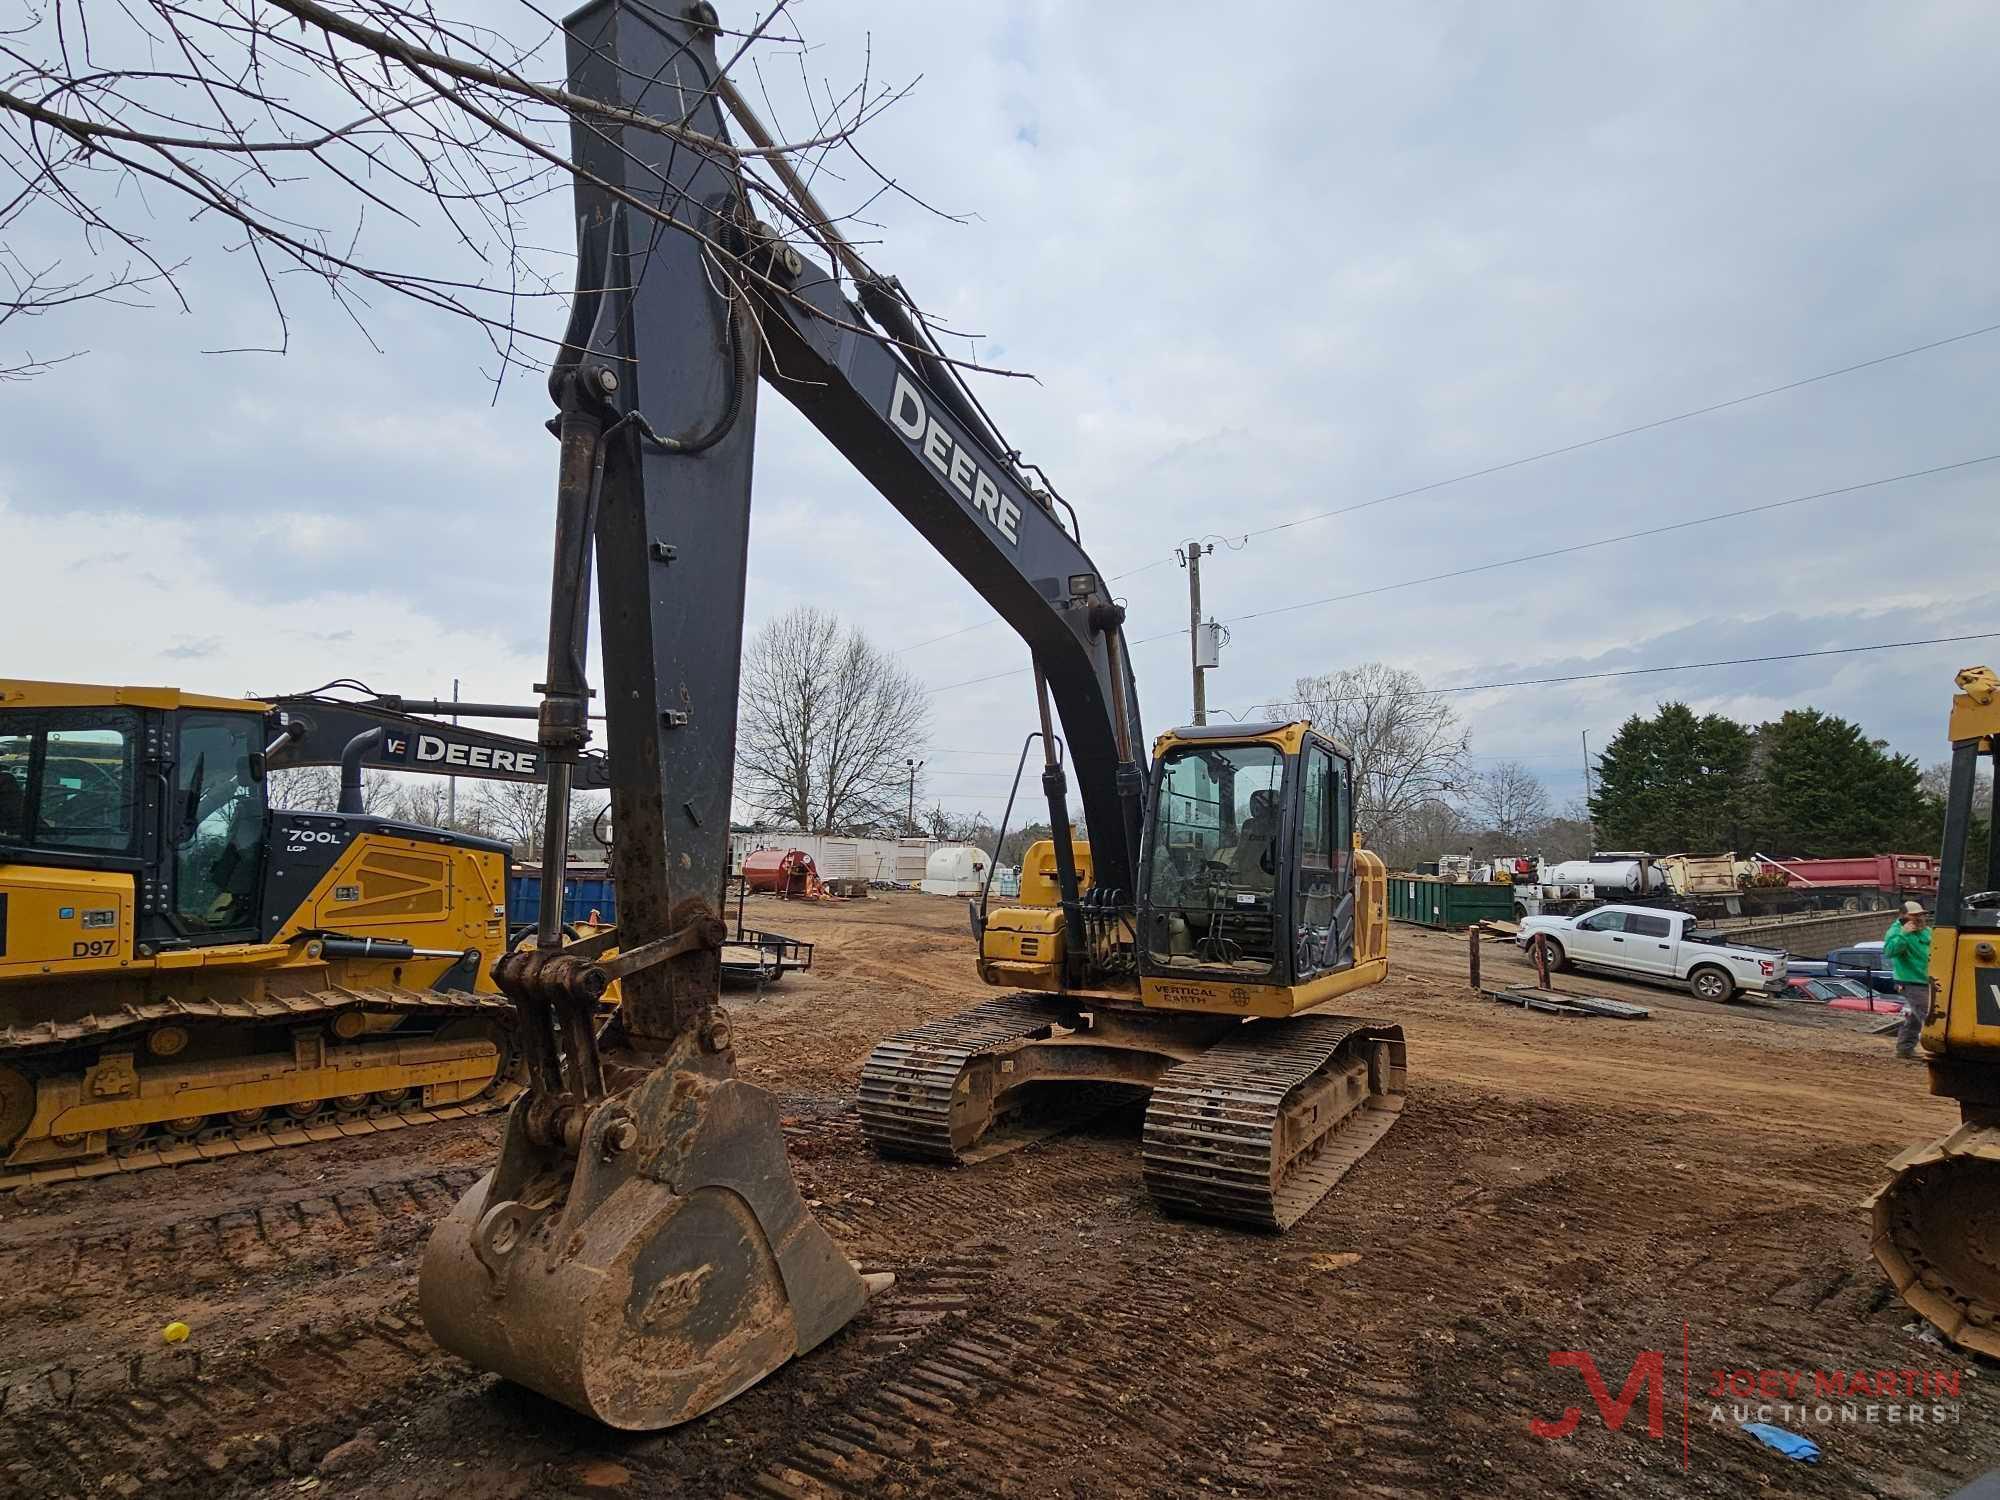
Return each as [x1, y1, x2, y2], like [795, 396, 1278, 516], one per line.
[0, 686, 277, 970]
[1138, 722, 1364, 990]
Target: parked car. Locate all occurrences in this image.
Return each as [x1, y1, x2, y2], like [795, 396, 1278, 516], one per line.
[1825, 940, 1901, 996]
[1781, 975, 1889, 1007]
[1515, 903, 1787, 1001]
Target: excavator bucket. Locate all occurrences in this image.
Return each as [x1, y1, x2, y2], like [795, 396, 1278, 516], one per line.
[1868, 1117, 2000, 1360]
[420, 1062, 875, 1429]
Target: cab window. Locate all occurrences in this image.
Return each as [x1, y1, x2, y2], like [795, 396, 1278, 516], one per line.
[0, 710, 140, 854]
[174, 713, 267, 934]
[1627, 913, 1672, 938]
[1145, 741, 1285, 977]
[1577, 910, 1626, 932]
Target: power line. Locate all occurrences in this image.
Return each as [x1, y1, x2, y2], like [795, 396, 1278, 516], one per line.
[920, 628, 2000, 804]
[1209, 319, 2000, 547]
[923, 451, 1998, 693]
[889, 317, 2000, 657]
[1143, 452, 2000, 639]
[1214, 631, 2000, 715]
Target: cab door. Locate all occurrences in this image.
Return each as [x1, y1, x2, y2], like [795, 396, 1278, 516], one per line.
[1567, 908, 1628, 964]
[1621, 909, 1677, 976]
[1290, 737, 1354, 980]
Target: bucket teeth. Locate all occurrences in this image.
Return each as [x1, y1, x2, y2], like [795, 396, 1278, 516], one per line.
[420, 1071, 877, 1431]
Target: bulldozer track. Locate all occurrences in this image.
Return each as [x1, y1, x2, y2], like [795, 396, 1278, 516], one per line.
[0, 985, 519, 1192]
[856, 993, 1074, 1161]
[1142, 1013, 1406, 1230]
[0, 985, 514, 1057]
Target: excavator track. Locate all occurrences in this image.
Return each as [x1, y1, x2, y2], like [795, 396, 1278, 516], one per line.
[0, 986, 521, 1191]
[857, 994, 1079, 1162]
[1869, 1113, 2000, 1360]
[1142, 1014, 1406, 1230]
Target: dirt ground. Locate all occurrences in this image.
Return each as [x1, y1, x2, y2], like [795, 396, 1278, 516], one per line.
[0, 893, 1992, 1500]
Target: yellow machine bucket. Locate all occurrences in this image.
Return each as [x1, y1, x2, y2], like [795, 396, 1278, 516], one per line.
[1869, 1119, 2000, 1360]
[420, 1060, 875, 1428]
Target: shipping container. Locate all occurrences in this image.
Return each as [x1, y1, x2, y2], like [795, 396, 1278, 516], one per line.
[1387, 873, 1515, 929]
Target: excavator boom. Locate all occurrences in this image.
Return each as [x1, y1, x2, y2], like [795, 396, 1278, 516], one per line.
[419, 0, 1401, 1430]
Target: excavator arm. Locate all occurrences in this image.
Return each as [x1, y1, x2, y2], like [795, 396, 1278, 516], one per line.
[418, 0, 1400, 1432]
[262, 691, 611, 790]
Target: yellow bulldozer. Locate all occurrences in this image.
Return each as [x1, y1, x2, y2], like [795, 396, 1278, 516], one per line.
[1872, 666, 2000, 1355]
[0, 679, 534, 1186]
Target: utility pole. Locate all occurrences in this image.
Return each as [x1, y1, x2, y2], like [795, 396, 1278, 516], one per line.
[1181, 540, 1212, 725]
[446, 676, 461, 828]
[1581, 730, 1592, 802]
[905, 756, 923, 833]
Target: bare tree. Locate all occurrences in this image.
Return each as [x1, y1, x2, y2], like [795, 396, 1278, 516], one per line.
[476, 778, 549, 855]
[1533, 801, 1597, 863]
[0, 1, 1020, 388]
[388, 776, 454, 828]
[922, 804, 992, 846]
[569, 791, 611, 858]
[1278, 663, 1472, 850]
[1368, 798, 1468, 872]
[267, 762, 395, 813]
[737, 605, 930, 833]
[1466, 760, 1550, 843]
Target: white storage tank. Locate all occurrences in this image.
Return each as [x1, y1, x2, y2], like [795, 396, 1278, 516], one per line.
[920, 844, 989, 896]
[1542, 859, 1653, 892]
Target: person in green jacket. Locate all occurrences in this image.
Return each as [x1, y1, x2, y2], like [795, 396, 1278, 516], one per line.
[1884, 900, 1934, 1058]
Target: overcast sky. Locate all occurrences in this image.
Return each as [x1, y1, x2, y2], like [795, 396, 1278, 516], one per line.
[4, 0, 1996, 831]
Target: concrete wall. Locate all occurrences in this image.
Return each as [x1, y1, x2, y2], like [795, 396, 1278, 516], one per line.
[1723, 909, 1899, 954]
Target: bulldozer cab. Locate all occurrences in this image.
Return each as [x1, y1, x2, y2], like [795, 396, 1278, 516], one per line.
[0, 684, 273, 951]
[1139, 722, 1357, 986]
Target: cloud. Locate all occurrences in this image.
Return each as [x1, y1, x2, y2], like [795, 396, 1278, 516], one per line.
[1, 0, 1995, 831]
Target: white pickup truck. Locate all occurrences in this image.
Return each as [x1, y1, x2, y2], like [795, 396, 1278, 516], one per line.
[1515, 903, 1787, 1001]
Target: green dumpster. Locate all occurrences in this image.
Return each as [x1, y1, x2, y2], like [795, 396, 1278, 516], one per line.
[1386, 874, 1514, 929]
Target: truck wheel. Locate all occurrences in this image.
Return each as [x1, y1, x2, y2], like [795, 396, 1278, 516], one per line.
[1540, 939, 1568, 973]
[1689, 966, 1734, 1003]
[1513, 902, 1527, 920]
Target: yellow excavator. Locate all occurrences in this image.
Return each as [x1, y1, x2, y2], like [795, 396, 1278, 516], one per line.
[402, 0, 1406, 1434]
[0, 680, 615, 1187]
[859, 722, 1403, 1229]
[1872, 666, 2000, 1355]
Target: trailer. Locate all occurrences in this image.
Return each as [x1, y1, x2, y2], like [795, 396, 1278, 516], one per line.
[507, 863, 813, 985]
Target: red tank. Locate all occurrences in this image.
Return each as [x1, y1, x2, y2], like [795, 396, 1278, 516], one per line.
[741, 847, 818, 897]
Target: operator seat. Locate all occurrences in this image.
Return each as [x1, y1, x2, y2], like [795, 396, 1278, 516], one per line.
[0, 773, 24, 839]
[1230, 788, 1278, 890]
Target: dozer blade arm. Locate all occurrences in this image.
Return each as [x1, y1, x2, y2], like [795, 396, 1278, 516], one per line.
[417, 0, 877, 1430]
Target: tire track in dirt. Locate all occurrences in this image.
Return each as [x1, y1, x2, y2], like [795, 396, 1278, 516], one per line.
[0, 1297, 439, 1497]
[0, 1166, 482, 1309]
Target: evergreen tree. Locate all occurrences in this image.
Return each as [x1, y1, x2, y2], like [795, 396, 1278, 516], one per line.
[1588, 703, 1754, 852]
[1753, 709, 1925, 855]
